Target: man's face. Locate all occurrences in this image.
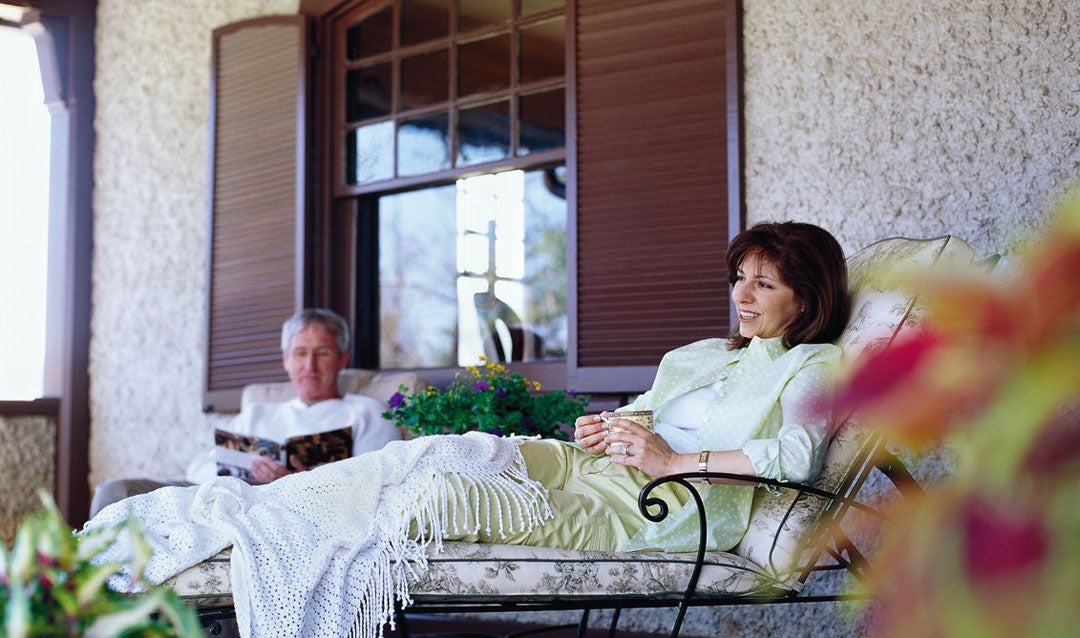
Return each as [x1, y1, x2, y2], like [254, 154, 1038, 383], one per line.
[283, 323, 349, 404]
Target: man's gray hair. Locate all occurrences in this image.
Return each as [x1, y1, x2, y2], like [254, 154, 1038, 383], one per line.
[281, 308, 350, 354]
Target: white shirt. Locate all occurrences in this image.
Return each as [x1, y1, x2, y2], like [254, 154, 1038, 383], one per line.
[186, 394, 402, 483]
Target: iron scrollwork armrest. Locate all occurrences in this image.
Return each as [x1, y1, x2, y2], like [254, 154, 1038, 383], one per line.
[636, 473, 889, 602]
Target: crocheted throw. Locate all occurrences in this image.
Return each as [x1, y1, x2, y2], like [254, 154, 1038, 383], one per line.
[83, 432, 551, 638]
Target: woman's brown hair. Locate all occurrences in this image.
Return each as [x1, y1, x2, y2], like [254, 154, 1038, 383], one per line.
[726, 222, 851, 350]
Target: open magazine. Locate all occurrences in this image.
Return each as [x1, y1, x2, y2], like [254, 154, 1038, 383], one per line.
[213, 426, 354, 481]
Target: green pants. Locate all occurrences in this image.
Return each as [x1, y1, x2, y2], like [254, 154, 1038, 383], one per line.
[441, 439, 688, 551]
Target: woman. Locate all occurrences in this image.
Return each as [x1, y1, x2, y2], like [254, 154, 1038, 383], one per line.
[446, 220, 851, 553]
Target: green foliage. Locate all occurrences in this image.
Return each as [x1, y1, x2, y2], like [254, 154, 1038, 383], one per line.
[384, 357, 589, 440]
[0, 490, 202, 638]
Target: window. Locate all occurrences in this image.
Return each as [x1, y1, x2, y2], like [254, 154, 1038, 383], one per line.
[332, 0, 568, 369]
[0, 26, 51, 399]
[338, 0, 566, 190]
[378, 167, 567, 367]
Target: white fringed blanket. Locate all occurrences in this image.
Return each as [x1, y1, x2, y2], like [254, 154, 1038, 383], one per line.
[83, 432, 552, 638]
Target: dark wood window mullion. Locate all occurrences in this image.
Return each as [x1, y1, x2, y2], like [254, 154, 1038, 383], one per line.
[448, 0, 460, 170]
[391, 0, 401, 180]
[509, 6, 521, 156]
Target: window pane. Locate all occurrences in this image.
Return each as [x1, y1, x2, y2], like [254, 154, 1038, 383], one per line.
[521, 0, 564, 16]
[378, 167, 567, 367]
[347, 121, 395, 184]
[346, 6, 392, 60]
[402, 0, 449, 46]
[459, 0, 511, 32]
[519, 167, 569, 358]
[520, 18, 564, 84]
[519, 88, 564, 155]
[379, 185, 460, 369]
[398, 112, 451, 176]
[401, 48, 449, 110]
[458, 34, 510, 97]
[345, 64, 392, 122]
[457, 100, 510, 166]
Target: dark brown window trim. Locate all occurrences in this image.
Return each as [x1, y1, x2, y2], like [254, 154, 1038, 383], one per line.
[0, 398, 61, 418]
[28, 0, 97, 528]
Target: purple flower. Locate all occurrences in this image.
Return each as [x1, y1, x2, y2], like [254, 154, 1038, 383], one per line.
[474, 381, 490, 392]
[389, 392, 405, 408]
[496, 388, 507, 397]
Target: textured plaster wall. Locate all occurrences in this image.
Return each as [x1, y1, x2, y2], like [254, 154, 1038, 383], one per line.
[0, 416, 55, 544]
[87, 0, 1078, 635]
[90, 0, 298, 488]
[743, 0, 1080, 262]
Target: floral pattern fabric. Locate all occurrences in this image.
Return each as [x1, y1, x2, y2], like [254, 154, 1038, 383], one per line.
[168, 542, 793, 609]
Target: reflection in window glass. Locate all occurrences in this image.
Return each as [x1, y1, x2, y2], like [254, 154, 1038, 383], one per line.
[401, 49, 449, 110]
[458, 0, 511, 32]
[457, 100, 509, 166]
[346, 64, 392, 122]
[346, 6, 392, 60]
[348, 122, 395, 184]
[379, 185, 459, 368]
[378, 167, 567, 367]
[338, 0, 566, 188]
[398, 113, 451, 176]
[457, 35, 510, 97]
[519, 89, 564, 155]
[402, 0, 450, 46]
[521, 0, 564, 16]
[520, 18, 564, 84]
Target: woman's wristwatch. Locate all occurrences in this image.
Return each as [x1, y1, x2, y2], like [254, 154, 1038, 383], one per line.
[697, 450, 710, 483]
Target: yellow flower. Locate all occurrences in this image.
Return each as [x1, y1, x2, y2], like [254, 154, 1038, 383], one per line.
[533, 380, 542, 391]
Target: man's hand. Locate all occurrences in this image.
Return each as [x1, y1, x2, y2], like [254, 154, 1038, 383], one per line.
[250, 456, 293, 483]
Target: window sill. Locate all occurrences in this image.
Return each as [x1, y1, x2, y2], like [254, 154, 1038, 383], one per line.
[0, 398, 61, 417]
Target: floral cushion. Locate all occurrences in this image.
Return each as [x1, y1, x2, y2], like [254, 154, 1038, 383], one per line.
[168, 540, 797, 611]
[733, 420, 869, 581]
[733, 235, 977, 580]
[838, 235, 976, 363]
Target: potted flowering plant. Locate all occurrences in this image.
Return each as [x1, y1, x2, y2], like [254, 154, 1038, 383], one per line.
[384, 357, 590, 440]
[1, 490, 201, 637]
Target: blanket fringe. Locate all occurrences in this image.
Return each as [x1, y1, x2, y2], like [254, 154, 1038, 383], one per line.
[352, 442, 552, 638]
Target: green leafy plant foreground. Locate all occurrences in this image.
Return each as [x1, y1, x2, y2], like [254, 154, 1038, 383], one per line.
[1, 490, 201, 637]
[384, 357, 589, 440]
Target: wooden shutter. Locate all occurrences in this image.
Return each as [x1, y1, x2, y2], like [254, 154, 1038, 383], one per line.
[570, 0, 739, 393]
[204, 16, 309, 412]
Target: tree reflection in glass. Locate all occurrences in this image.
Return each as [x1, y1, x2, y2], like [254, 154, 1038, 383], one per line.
[378, 167, 567, 368]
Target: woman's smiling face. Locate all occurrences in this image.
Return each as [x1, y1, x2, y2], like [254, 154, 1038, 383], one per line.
[731, 251, 802, 340]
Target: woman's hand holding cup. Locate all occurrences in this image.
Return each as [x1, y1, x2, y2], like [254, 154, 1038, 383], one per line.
[572, 413, 610, 455]
[602, 410, 676, 477]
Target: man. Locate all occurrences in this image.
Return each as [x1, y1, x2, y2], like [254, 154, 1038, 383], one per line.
[89, 308, 401, 516]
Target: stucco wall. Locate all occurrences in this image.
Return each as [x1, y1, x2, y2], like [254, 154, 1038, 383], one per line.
[90, 0, 298, 487]
[743, 0, 1080, 260]
[87, 0, 1079, 635]
[0, 416, 55, 544]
